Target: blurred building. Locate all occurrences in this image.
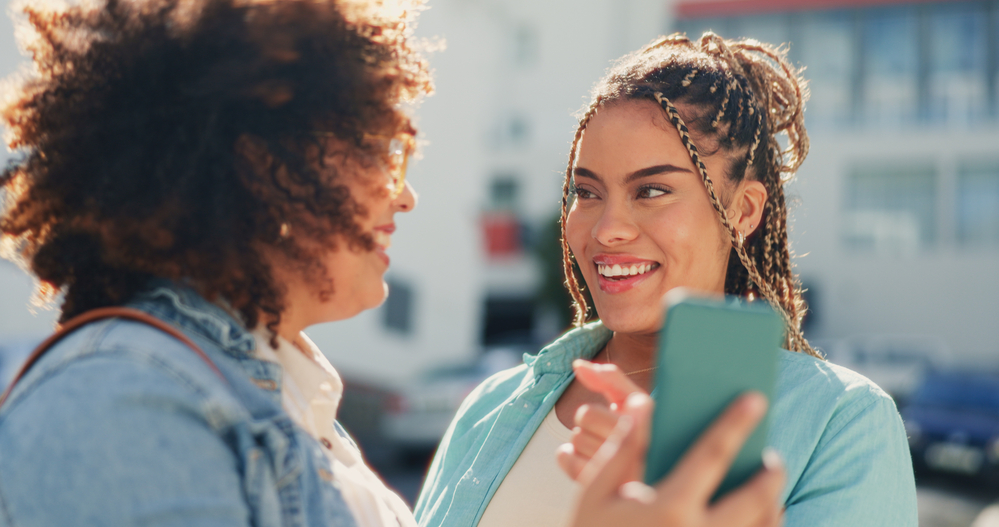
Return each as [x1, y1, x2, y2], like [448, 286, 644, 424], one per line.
[676, 0, 999, 363]
[307, 0, 673, 384]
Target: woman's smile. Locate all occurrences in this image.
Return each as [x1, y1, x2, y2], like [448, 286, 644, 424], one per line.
[593, 254, 661, 294]
[373, 222, 396, 266]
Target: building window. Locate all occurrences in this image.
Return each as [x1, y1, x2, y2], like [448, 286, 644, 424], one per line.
[843, 165, 936, 253]
[674, 17, 733, 41]
[927, 2, 987, 124]
[957, 162, 999, 247]
[512, 23, 538, 67]
[482, 296, 535, 346]
[482, 176, 525, 258]
[730, 14, 788, 46]
[796, 11, 855, 127]
[383, 278, 414, 334]
[860, 6, 920, 126]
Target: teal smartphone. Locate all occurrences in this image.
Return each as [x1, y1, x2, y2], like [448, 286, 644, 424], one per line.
[644, 289, 783, 499]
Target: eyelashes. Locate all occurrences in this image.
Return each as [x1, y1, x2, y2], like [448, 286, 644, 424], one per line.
[637, 184, 672, 198]
[571, 184, 674, 200]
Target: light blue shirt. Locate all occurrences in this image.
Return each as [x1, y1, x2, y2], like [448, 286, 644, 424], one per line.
[414, 321, 917, 527]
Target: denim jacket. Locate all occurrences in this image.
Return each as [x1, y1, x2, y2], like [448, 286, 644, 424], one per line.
[0, 282, 359, 527]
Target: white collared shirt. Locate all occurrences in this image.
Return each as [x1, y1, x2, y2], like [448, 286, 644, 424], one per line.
[252, 329, 417, 527]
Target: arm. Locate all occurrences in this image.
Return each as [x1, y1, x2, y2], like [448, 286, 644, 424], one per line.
[0, 354, 253, 527]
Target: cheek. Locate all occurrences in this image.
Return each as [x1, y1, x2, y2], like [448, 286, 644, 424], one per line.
[564, 207, 587, 257]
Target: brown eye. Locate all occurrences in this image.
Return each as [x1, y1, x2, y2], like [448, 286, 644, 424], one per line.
[637, 185, 669, 198]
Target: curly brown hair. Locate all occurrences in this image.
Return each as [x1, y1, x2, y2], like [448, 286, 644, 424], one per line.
[561, 32, 821, 357]
[0, 0, 432, 333]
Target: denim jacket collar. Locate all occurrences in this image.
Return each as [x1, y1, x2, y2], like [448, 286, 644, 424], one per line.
[129, 280, 257, 359]
[523, 321, 611, 378]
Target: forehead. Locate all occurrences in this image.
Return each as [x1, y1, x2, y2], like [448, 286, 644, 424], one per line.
[576, 100, 696, 176]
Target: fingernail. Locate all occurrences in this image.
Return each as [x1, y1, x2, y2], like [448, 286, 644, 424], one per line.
[626, 392, 651, 408]
[742, 392, 767, 414]
[762, 447, 784, 471]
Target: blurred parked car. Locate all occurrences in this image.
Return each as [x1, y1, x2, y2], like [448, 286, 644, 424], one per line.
[813, 335, 951, 403]
[902, 370, 999, 485]
[380, 347, 525, 456]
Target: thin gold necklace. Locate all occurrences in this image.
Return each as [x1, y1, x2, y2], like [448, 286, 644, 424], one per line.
[606, 344, 658, 376]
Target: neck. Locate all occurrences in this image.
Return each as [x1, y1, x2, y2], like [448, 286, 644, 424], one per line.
[604, 330, 660, 390]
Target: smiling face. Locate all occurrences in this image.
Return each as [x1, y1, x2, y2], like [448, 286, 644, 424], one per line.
[265, 148, 417, 338]
[316, 167, 416, 322]
[565, 100, 738, 335]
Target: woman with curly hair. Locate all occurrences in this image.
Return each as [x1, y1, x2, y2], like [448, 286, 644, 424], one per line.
[416, 33, 918, 527]
[0, 0, 789, 525]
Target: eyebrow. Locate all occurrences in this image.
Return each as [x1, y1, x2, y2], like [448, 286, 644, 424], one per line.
[573, 164, 693, 183]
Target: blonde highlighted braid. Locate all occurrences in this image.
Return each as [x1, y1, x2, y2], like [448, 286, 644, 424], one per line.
[560, 32, 820, 358]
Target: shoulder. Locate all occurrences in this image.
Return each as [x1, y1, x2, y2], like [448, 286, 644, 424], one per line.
[0, 321, 253, 526]
[451, 363, 533, 427]
[774, 349, 896, 430]
[1, 317, 244, 434]
[771, 351, 917, 525]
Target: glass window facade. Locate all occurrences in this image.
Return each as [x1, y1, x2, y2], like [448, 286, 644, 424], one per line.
[860, 6, 920, 126]
[796, 11, 855, 126]
[843, 166, 936, 253]
[957, 163, 999, 247]
[927, 2, 988, 124]
[672, 1, 998, 128]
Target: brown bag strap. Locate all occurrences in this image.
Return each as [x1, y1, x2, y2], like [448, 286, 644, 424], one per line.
[0, 307, 227, 409]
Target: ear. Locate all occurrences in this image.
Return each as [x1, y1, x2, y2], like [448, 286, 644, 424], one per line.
[726, 179, 767, 238]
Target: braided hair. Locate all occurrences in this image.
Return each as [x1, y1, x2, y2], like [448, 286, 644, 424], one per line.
[560, 32, 820, 357]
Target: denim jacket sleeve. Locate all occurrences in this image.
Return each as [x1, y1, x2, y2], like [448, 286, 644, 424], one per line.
[0, 346, 254, 527]
[0, 346, 249, 527]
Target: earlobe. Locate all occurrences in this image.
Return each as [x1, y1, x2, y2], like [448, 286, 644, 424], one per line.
[733, 180, 767, 237]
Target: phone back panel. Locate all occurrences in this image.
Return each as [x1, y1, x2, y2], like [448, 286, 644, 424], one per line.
[644, 295, 783, 499]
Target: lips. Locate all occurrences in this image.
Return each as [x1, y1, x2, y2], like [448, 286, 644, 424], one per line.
[592, 254, 660, 294]
[373, 223, 395, 266]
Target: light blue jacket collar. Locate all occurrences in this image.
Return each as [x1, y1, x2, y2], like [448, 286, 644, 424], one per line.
[522, 321, 611, 377]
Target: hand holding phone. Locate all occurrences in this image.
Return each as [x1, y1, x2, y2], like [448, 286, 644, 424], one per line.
[564, 375, 786, 527]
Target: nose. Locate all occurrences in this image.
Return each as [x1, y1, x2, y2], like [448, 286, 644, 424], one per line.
[393, 180, 417, 213]
[592, 199, 638, 246]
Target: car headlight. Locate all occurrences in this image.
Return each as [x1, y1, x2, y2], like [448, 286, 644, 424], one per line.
[903, 420, 922, 445]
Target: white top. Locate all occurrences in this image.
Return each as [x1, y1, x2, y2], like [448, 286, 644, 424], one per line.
[477, 407, 578, 527]
[251, 329, 417, 527]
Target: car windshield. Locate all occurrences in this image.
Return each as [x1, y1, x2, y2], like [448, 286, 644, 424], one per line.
[911, 374, 999, 413]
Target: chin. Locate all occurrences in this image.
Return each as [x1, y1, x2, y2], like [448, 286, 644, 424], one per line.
[595, 306, 662, 335]
[363, 284, 389, 311]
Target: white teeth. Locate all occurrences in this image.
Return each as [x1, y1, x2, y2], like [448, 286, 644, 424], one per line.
[597, 262, 656, 277]
[373, 231, 390, 248]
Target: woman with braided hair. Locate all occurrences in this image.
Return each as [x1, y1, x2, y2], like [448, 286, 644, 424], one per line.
[415, 33, 917, 527]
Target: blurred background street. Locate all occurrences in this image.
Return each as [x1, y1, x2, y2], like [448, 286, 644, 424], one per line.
[2, 0, 999, 524]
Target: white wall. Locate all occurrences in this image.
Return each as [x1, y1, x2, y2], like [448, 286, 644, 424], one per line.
[791, 127, 999, 364]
